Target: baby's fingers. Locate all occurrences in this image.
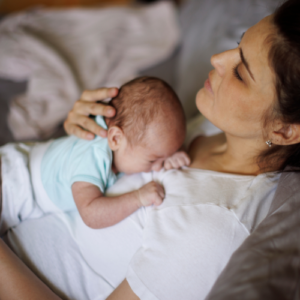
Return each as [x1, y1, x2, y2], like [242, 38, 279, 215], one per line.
[175, 155, 190, 168]
[156, 183, 165, 199]
[163, 159, 172, 170]
[180, 152, 191, 166]
[152, 183, 164, 206]
[164, 157, 181, 170]
[164, 152, 191, 170]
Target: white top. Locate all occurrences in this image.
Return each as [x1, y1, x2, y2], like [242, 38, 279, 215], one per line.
[126, 168, 279, 300]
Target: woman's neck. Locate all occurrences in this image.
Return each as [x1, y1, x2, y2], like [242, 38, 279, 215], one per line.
[216, 133, 264, 175]
[188, 132, 278, 175]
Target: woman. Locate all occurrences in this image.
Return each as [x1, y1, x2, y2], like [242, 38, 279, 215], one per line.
[1, 0, 300, 299]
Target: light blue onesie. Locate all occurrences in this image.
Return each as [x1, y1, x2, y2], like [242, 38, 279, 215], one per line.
[41, 116, 117, 211]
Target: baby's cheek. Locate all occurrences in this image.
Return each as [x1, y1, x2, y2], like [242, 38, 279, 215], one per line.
[134, 163, 152, 173]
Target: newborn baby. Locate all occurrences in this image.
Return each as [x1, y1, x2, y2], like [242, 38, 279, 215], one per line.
[35, 76, 189, 229]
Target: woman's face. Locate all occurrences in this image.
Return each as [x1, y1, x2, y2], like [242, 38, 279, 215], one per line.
[196, 16, 276, 141]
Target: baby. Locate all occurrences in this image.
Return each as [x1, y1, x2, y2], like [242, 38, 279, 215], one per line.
[33, 76, 189, 229]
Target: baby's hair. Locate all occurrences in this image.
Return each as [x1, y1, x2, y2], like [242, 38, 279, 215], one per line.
[108, 76, 185, 145]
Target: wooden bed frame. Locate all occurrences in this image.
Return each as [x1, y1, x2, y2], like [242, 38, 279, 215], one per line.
[0, 0, 133, 13]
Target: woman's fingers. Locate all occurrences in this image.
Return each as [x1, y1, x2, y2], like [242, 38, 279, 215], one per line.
[81, 87, 118, 102]
[63, 123, 95, 140]
[65, 113, 108, 138]
[64, 87, 118, 138]
[73, 100, 115, 118]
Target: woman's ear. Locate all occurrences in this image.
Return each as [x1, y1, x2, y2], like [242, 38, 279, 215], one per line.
[270, 121, 300, 146]
[107, 126, 125, 150]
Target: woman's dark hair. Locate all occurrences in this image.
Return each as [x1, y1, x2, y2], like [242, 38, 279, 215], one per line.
[260, 0, 300, 171]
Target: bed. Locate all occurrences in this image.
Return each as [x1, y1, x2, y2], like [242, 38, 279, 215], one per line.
[0, 0, 299, 299]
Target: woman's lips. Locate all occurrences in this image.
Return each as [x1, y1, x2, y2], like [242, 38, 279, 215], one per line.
[204, 76, 213, 95]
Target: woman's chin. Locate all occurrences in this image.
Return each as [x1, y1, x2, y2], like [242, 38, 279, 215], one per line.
[195, 89, 211, 115]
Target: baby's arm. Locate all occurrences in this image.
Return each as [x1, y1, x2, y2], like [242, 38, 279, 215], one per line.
[72, 181, 164, 229]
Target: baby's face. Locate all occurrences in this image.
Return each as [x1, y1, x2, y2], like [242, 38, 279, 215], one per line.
[113, 145, 166, 174]
[113, 127, 183, 174]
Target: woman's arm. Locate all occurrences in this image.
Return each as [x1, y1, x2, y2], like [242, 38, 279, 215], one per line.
[64, 87, 118, 139]
[0, 239, 61, 300]
[106, 280, 139, 300]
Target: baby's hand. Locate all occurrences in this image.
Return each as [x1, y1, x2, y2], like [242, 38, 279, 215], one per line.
[163, 151, 191, 170]
[137, 181, 165, 207]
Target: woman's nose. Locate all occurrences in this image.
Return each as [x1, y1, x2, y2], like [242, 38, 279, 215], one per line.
[211, 49, 237, 77]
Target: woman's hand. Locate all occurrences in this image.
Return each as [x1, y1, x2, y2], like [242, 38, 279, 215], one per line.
[64, 87, 118, 140]
[164, 151, 191, 170]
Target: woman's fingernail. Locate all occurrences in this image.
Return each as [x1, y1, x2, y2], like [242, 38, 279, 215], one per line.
[107, 108, 114, 115]
[99, 129, 107, 137]
[87, 133, 94, 139]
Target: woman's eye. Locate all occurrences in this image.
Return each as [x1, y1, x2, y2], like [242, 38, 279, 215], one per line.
[233, 64, 243, 81]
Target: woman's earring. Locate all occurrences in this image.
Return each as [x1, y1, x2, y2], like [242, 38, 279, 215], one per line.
[266, 140, 272, 147]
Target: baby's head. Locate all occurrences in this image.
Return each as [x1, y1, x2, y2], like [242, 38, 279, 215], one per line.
[106, 76, 186, 174]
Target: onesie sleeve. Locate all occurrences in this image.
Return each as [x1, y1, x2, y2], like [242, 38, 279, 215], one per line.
[126, 204, 249, 300]
[69, 138, 116, 193]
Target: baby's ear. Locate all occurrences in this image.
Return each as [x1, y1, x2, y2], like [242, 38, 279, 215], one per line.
[107, 126, 125, 150]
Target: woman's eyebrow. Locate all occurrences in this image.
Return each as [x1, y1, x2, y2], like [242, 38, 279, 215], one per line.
[240, 48, 255, 82]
